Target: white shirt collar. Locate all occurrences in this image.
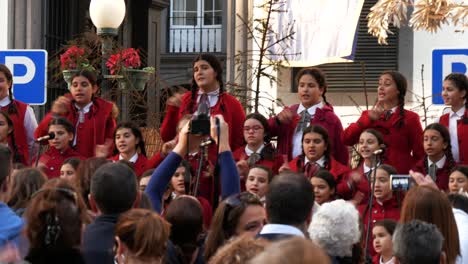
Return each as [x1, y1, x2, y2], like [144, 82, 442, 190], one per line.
[450, 105, 466, 118]
[75, 102, 93, 114]
[245, 144, 265, 156]
[428, 155, 446, 169]
[297, 101, 323, 116]
[305, 156, 326, 167]
[0, 96, 11, 107]
[119, 152, 139, 163]
[363, 163, 372, 174]
[380, 256, 395, 264]
[197, 88, 220, 107]
[388, 106, 398, 114]
[259, 224, 305, 238]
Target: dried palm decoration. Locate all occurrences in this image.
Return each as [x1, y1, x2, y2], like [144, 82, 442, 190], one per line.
[367, 0, 412, 44]
[368, 0, 468, 44]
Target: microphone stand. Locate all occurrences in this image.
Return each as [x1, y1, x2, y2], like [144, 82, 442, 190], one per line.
[191, 138, 212, 197]
[363, 152, 381, 263]
[34, 141, 44, 168]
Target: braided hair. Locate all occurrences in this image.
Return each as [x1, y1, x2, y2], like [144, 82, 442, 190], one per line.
[444, 73, 468, 123]
[187, 54, 224, 114]
[0, 111, 22, 164]
[298, 125, 332, 171]
[296, 67, 329, 106]
[0, 64, 18, 115]
[381, 71, 407, 128]
[423, 123, 456, 172]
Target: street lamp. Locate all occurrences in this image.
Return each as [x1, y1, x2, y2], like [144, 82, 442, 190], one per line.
[89, 0, 126, 97]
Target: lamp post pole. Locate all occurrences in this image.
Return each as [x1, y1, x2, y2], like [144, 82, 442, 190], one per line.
[97, 28, 118, 99]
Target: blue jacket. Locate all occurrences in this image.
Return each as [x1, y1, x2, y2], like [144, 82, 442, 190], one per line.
[0, 202, 24, 247]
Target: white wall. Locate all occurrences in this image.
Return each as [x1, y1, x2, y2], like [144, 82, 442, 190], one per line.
[0, 0, 8, 49]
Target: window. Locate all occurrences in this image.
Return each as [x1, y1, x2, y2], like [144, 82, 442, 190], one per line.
[203, 0, 222, 25]
[172, 0, 197, 26]
[171, 0, 222, 26]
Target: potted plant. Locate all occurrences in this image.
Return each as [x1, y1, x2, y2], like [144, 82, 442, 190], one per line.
[60, 45, 95, 89]
[106, 48, 155, 91]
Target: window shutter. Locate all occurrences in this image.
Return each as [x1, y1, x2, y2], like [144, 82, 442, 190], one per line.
[292, 0, 399, 92]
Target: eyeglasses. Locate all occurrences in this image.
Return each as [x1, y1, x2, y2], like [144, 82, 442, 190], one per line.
[243, 125, 263, 132]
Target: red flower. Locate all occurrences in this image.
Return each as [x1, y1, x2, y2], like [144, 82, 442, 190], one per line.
[106, 48, 142, 75]
[60, 46, 88, 70]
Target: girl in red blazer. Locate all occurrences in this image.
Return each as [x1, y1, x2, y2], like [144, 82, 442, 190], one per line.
[310, 169, 337, 205]
[358, 164, 401, 259]
[233, 113, 282, 185]
[286, 125, 353, 199]
[160, 53, 245, 151]
[412, 123, 455, 191]
[268, 67, 348, 164]
[0, 111, 22, 164]
[343, 71, 424, 174]
[111, 122, 148, 178]
[35, 70, 116, 158]
[0, 64, 38, 165]
[37, 117, 83, 178]
[439, 73, 468, 165]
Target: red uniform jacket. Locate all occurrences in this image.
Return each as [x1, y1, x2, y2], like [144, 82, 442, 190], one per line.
[439, 111, 468, 165]
[110, 154, 149, 178]
[352, 163, 372, 206]
[358, 195, 401, 258]
[1, 100, 30, 164]
[289, 156, 353, 199]
[411, 157, 452, 191]
[38, 146, 84, 179]
[160, 91, 245, 151]
[35, 97, 116, 159]
[268, 103, 349, 165]
[146, 152, 165, 170]
[343, 109, 424, 174]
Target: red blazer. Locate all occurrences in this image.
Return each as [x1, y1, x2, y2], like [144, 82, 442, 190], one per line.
[38, 146, 84, 179]
[232, 144, 283, 174]
[110, 154, 149, 178]
[439, 111, 468, 165]
[146, 152, 165, 170]
[343, 108, 424, 174]
[1, 100, 30, 165]
[411, 157, 452, 191]
[160, 91, 245, 151]
[352, 163, 371, 206]
[289, 156, 353, 199]
[358, 196, 401, 258]
[35, 96, 116, 159]
[268, 103, 349, 165]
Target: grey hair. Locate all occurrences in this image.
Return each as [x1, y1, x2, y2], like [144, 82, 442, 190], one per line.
[309, 199, 360, 257]
[393, 220, 444, 264]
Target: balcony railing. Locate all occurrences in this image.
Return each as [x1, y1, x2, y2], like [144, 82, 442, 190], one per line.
[168, 16, 222, 53]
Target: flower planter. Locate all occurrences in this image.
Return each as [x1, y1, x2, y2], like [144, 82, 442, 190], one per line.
[118, 68, 153, 91]
[62, 70, 80, 90]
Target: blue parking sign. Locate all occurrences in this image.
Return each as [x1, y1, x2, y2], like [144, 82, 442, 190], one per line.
[432, 49, 468, 104]
[0, 50, 48, 105]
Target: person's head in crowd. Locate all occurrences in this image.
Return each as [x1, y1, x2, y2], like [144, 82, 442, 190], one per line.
[423, 123, 454, 165]
[0, 145, 12, 190]
[301, 125, 331, 166]
[295, 67, 329, 108]
[393, 220, 446, 264]
[266, 172, 314, 229]
[114, 208, 170, 264]
[310, 169, 336, 205]
[191, 53, 223, 93]
[0, 111, 13, 145]
[442, 72, 468, 111]
[47, 117, 75, 152]
[378, 71, 407, 127]
[139, 169, 153, 192]
[24, 179, 88, 260]
[309, 199, 360, 258]
[243, 113, 270, 150]
[400, 186, 460, 264]
[204, 192, 265, 260]
[448, 193, 468, 214]
[358, 129, 385, 166]
[74, 157, 111, 208]
[60, 157, 81, 182]
[89, 163, 139, 215]
[245, 165, 273, 199]
[70, 69, 99, 108]
[249, 237, 331, 264]
[208, 235, 269, 264]
[113, 122, 147, 159]
[165, 195, 204, 263]
[169, 161, 191, 197]
[449, 166, 468, 193]
[137, 192, 153, 210]
[373, 219, 397, 263]
[7, 168, 46, 214]
[11, 162, 26, 177]
[372, 164, 397, 203]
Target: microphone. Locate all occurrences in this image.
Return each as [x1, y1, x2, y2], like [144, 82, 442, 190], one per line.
[373, 149, 383, 155]
[36, 132, 55, 142]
